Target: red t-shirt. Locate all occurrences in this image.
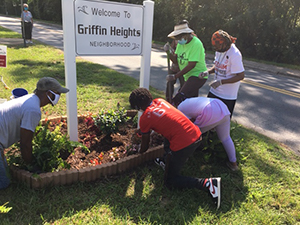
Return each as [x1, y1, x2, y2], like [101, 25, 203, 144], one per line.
[139, 98, 201, 151]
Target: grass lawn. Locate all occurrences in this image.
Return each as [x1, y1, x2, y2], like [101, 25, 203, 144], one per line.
[0, 26, 300, 225]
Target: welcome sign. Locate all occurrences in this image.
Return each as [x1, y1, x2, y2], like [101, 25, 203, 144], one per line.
[0, 45, 7, 67]
[74, 0, 143, 55]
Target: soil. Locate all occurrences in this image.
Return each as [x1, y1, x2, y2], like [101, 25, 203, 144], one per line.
[53, 116, 164, 170]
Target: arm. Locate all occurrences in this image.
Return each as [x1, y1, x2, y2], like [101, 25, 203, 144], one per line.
[139, 132, 151, 153]
[20, 128, 34, 163]
[30, 12, 33, 24]
[220, 71, 245, 84]
[210, 71, 245, 89]
[169, 52, 178, 65]
[207, 66, 215, 74]
[175, 61, 197, 79]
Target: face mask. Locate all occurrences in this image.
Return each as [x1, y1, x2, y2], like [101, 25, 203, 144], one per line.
[24, 7, 28, 10]
[178, 38, 187, 45]
[47, 90, 60, 106]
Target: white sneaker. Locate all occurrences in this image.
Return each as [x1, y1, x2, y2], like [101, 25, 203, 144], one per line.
[154, 157, 165, 170]
[205, 177, 221, 209]
[29, 41, 33, 44]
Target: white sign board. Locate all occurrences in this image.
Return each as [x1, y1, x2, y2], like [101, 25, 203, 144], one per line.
[0, 45, 7, 68]
[74, 0, 143, 56]
[62, 0, 154, 141]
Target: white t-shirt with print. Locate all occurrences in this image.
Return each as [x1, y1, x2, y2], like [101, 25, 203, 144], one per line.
[0, 94, 41, 148]
[209, 44, 245, 100]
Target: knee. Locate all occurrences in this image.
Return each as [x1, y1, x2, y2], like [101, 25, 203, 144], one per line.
[219, 136, 232, 143]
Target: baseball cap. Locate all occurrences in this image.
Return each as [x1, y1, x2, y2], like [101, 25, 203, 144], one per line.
[35, 77, 69, 93]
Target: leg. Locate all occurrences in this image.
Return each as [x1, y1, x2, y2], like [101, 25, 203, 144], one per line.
[164, 140, 222, 209]
[29, 22, 33, 42]
[164, 139, 207, 190]
[215, 116, 238, 170]
[0, 148, 10, 189]
[180, 76, 207, 98]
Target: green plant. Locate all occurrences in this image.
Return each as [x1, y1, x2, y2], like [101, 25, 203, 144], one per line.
[93, 105, 129, 136]
[6, 121, 88, 173]
[0, 202, 12, 214]
[132, 114, 139, 127]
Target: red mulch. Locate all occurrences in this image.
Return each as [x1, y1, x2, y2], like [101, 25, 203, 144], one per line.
[54, 116, 164, 170]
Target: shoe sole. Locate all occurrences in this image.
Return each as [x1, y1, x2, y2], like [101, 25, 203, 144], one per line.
[215, 177, 221, 209]
[154, 158, 165, 171]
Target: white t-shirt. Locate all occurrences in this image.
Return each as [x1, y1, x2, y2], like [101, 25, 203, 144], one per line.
[0, 94, 41, 148]
[177, 97, 230, 128]
[209, 44, 245, 100]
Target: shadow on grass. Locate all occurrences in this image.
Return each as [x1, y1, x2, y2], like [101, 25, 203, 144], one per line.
[7, 46, 163, 98]
[0, 126, 252, 224]
[2, 119, 297, 224]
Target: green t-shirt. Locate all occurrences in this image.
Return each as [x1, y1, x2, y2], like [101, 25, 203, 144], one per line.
[175, 36, 207, 81]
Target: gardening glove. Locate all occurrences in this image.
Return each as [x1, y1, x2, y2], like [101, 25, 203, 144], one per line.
[199, 71, 209, 79]
[164, 43, 170, 53]
[209, 80, 222, 89]
[166, 74, 176, 82]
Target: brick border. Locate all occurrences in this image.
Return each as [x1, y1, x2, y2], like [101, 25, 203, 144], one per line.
[9, 110, 164, 189]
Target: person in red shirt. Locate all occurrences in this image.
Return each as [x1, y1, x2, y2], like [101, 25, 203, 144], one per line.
[129, 88, 221, 209]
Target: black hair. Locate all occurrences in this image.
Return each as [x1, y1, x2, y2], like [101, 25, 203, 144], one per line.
[172, 92, 187, 107]
[129, 88, 153, 110]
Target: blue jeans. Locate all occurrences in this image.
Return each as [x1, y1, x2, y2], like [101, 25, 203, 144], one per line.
[164, 138, 207, 190]
[0, 146, 10, 189]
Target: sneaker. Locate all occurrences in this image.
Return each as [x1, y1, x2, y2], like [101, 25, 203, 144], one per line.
[205, 177, 221, 209]
[226, 161, 239, 171]
[154, 157, 165, 171]
[29, 41, 33, 44]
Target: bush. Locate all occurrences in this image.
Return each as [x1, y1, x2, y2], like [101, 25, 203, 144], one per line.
[6, 121, 87, 173]
[93, 106, 129, 136]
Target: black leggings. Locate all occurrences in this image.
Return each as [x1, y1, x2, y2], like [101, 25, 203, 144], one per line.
[179, 76, 207, 98]
[163, 138, 207, 190]
[207, 92, 236, 118]
[22, 22, 32, 39]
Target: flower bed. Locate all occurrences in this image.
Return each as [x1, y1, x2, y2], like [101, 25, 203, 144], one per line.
[8, 110, 164, 189]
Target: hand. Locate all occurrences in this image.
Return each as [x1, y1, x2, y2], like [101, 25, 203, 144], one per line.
[166, 74, 176, 82]
[209, 80, 222, 89]
[199, 71, 209, 78]
[164, 43, 170, 52]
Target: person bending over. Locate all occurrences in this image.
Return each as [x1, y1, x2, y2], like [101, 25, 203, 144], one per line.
[173, 92, 239, 171]
[129, 88, 221, 209]
[0, 77, 69, 189]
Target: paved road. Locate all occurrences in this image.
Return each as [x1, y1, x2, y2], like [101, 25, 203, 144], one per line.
[1, 16, 300, 155]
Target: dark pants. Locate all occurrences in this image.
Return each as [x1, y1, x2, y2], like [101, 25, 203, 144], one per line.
[22, 22, 32, 40]
[0, 145, 10, 190]
[163, 138, 207, 190]
[207, 92, 236, 118]
[179, 76, 207, 98]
